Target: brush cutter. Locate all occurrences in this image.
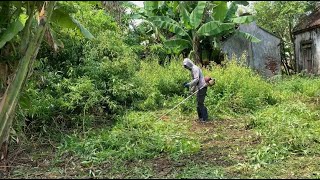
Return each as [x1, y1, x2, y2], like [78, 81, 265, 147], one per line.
[157, 76, 215, 121]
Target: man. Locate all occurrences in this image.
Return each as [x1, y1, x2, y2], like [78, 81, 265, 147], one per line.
[183, 58, 208, 122]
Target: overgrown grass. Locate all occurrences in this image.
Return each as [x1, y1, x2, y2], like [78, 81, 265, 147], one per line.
[272, 75, 320, 102]
[202, 58, 275, 118]
[58, 111, 200, 164]
[133, 55, 277, 117]
[133, 55, 189, 111]
[247, 75, 320, 166]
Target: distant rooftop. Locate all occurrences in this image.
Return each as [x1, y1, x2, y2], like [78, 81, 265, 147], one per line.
[293, 7, 320, 35]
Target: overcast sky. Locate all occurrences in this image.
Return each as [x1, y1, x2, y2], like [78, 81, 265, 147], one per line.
[131, 1, 144, 7]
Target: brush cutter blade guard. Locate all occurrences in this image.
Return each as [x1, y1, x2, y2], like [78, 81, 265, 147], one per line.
[204, 76, 215, 87]
[208, 79, 215, 86]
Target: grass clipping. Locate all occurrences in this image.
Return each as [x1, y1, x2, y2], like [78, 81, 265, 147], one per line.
[59, 111, 201, 163]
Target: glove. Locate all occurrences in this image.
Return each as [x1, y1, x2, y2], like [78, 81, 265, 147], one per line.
[183, 82, 190, 88]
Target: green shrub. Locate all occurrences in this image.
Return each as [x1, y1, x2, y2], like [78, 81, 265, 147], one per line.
[133, 56, 189, 111]
[203, 57, 275, 116]
[20, 28, 144, 132]
[78, 30, 144, 113]
[134, 55, 277, 117]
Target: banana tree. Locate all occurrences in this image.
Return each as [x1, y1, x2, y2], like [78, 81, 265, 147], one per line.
[148, 1, 260, 65]
[46, 2, 94, 52]
[0, 1, 93, 169]
[0, 1, 56, 169]
[130, 1, 171, 43]
[129, 1, 185, 56]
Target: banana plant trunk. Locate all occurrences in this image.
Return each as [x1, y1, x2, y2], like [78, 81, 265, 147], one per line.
[0, 1, 56, 171]
[192, 34, 201, 65]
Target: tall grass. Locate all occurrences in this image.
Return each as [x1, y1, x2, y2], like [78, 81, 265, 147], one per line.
[133, 55, 189, 111]
[59, 111, 200, 163]
[133, 55, 276, 117]
[272, 75, 320, 102]
[203, 58, 275, 118]
[247, 75, 320, 165]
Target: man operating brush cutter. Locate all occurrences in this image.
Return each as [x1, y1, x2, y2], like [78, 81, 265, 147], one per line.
[183, 58, 215, 123]
[156, 60, 215, 122]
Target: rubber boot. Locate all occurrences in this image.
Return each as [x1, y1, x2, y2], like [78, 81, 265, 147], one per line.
[197, 106, 202, 121]
[202, 106, 208, 121]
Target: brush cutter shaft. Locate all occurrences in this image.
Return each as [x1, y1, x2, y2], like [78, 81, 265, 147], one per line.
[158, 84, 207, 120]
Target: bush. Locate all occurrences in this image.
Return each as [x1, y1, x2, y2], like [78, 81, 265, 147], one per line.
[133, 54, 277, 117]
[20, 29, 144, 132]
[133, 56, 189, 111]
[202, 57, 275, 116]
[78, 30, 144, 114]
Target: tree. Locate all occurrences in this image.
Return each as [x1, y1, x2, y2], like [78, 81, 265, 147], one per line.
[102, 1, 136, 29]
[254, 1, 316, 73]
[0, 1, 93, 170]
[0, 1, 56, 170]
[137, 1, 260, 65]
[127, 1, 176, 61]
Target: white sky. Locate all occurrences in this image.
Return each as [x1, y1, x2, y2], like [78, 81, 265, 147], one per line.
[131, 1, 144, 7]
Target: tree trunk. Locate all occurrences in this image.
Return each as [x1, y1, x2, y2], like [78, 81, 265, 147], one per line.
[0, 63, 8, 95]
[280, 41, 290, 75]
[0, 102, 16, 173]
[0, 1, 56, 172]
[288, 20, 296, 72]
[192, 34, 201, 65]
[20, 2, 35, 55]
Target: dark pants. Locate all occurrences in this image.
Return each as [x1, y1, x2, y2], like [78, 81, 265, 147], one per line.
[197, 87, 208, 121]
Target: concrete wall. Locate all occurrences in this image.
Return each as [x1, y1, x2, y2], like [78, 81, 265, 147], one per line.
[294, 28, 320, 74]
[222, 22, 281, 78]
